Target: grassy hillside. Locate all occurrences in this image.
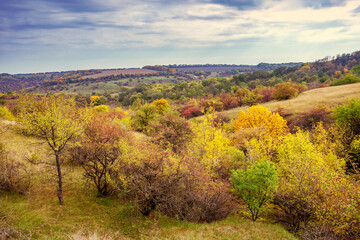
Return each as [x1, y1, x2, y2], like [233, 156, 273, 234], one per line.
[0, 122, 296, 240]
[220, 82, 360, 118]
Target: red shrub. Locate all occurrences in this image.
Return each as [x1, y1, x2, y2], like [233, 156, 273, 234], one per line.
[178, 105, 203, 119]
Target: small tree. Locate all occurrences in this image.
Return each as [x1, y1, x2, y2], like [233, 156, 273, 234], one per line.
[230, 160, 278, 221]
[148, 112, 193, 154]
[18, 95, 90, 204]
[73, 114, 124, 196]
[151, 98, 170, 114]
[131, 103, 157, 132]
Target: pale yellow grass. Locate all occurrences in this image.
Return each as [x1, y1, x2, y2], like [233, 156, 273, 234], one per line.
[221, 83, 360, 118]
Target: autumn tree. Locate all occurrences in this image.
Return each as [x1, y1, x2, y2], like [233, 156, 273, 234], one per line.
[148, 112, 193, 154]
[151, 98, 170, 114]
[72, 113, 124, 196]
[233, 105, 287, 141]
[18, 95, 90, 205]
[131, 103, 157, 132]
[274, 130, 344, 232]
[190, 115, 243, 179]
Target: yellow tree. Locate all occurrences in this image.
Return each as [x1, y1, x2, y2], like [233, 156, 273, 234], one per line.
[18, 95, 91, 205]
[233, 105, 287, 139]
[151, 98, 170, 114]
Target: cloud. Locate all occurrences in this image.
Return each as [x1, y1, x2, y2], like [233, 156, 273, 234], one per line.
[1, 0, 360, 73]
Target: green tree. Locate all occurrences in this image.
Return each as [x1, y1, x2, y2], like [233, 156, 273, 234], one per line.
[131, 103, 157, 132]
[18, 95, 90, 205]
[230, 160, 278, 221]
[333, 99, 360, 136]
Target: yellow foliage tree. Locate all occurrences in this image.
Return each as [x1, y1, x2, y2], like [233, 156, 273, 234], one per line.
[233, 105, 287, 139]
[17, 95, 91, 205]
[90, 95, 100, 104]
[151, 98, 170, 114]
[190, 115, 244, 178]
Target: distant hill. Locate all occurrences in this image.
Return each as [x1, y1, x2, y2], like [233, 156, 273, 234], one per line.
[0, 62, 302, 93]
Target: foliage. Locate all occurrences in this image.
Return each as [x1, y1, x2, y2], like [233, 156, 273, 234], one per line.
[191, 115, 243, 179]
[71, 114, 125, 196]
[219, 94, 239, 110]
[236, 88, 262, 106]
[151, 98, 170, 114]
[178, 105, 203, 119]
[230, 160, 278, 221]
[93, 104, 110, 112]
[233, 105, 288, 140]
[115, 143, 232, 222]
[17, 95, 90, 204]
[199, 99, 223, 113]
[148, 112, 193, 154]
[131, 103, 157, 132]
[316, 174, 360, 239]
[330, 73, 360, 86]
[0, 143, 30, 194]
[273, 130, 343, 232]
[288, 106, 333, 131]
[272, 83, 299, 100]
[333, 98, 360, 136]
[253, 87, 274, 103]
[0, 106, 14, 121]
[90, 95, 100, 104]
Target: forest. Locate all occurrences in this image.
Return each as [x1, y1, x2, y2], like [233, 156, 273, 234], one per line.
[1, 51, 360, 239]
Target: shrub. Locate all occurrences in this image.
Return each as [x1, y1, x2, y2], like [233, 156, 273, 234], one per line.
[333, 99, 360, 136]
[199, 99, 223, 113]
[219, 94, 239, 110]
[93, 104, 110, 112]
[253, 87, 274, 103]
[273, 131, 343, 232]
[236, 89, 262, 106]
[177, 105, 203, 119]
[115, 145, 232, 222]
[289, 106, 333, 132]
[0, 144, 30, 194]
[230, 160, 278, 221]
[0, 106, 14, 121]
[272, 82, 299, 100]
[72, 114, 124, 196]
[148, 113, 193, 154]
[131, 104, 157, 132]
[151, 98, 170, 114]
[233, 105, 288, 140]
[330, 74, 360, 86]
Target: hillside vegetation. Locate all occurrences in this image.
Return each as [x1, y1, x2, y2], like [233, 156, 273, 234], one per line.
[1, 50, 360, 239]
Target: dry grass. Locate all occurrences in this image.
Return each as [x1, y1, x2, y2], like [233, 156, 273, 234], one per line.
[221, 83, 360, 118]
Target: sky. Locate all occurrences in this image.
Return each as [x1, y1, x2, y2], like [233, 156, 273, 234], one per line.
[0, 0, 360, 74]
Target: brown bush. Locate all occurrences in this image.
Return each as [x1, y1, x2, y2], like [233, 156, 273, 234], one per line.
[71, 114, 125, 197]
[117, 148, 232, 222]
[219, 94, 239, 110]
[288, 106, 333, 132]
[0, 144, 30, 194]
[253, 87, 274, 103]
[148, 113, 193, 154]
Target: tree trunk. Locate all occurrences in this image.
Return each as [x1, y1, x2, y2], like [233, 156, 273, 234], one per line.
[55, 152, 64, 205]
